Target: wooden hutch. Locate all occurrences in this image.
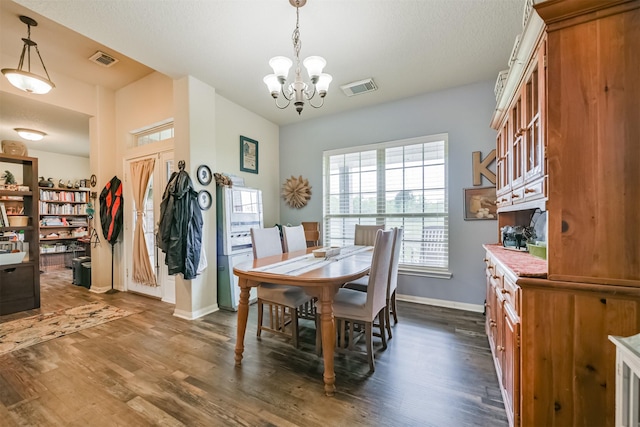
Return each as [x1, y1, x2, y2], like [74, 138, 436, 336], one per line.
[484, 0, 640, 426]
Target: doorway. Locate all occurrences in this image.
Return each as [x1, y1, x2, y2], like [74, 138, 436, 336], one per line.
[124, 150, 175, 303]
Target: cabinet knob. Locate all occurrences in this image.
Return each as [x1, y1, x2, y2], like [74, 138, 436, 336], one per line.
[501, 289, 509, 294]
[492, 275, 499, 279]
[498, 346, 505, 352]
[500, 198, 508, 202]
[512, 193, 520, 198]
[524, 188, 536, 193]
[483, 258, 489, 262]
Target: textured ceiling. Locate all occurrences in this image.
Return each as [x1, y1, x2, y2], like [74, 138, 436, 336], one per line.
[1, 0, 525, 157]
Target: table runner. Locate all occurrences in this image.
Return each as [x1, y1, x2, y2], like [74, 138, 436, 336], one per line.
[251, 245, 372, 276]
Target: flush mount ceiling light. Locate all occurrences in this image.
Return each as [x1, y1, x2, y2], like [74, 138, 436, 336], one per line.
[1, 16, 55, 94]
[263, 0, 332, 115]
[15, 128, 46, 141]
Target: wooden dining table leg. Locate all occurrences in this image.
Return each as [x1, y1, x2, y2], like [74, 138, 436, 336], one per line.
[318, 285, 337, 396]
[235, 278, 251, 366]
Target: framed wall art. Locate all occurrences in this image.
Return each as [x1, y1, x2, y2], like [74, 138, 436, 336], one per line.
[463, 186, 497, 220]
[196, 164, 212, 186]
[240, 135, 258, 174]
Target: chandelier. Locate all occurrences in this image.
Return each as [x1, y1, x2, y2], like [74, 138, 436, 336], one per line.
[1, 16, 55, 94]
[263, 0, 332, 115]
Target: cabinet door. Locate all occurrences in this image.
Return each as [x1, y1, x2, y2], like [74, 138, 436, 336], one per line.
[510, 98, 525, 189]
[502, 302, 521, 427]
[524, 43, 546, 183]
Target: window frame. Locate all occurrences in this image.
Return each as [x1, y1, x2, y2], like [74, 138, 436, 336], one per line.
[322, 133, 451, 278]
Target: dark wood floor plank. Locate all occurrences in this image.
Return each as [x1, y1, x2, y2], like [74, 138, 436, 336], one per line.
[0, 269, 508, 426]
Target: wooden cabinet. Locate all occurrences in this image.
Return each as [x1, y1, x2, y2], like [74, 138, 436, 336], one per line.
[39, 188, 90, 270]
[0, 154, 40, 315]
[485, 250, 521, 427]
[487, 1, 640, 425]
[484, 246, 640, 427]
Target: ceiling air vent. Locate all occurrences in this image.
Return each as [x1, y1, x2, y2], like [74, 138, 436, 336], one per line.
[89, 51, 119, 68]
[340, 78, 377, 97]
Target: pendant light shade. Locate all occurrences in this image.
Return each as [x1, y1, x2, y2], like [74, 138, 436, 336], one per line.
[1, 16, 55, 94]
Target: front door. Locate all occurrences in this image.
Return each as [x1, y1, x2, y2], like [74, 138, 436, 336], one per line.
[124, 150, 175, 303]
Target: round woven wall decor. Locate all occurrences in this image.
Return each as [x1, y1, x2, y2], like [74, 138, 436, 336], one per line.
[282, 175, 312, 209]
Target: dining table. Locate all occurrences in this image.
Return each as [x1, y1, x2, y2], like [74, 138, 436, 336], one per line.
[233, 245, 373, 396]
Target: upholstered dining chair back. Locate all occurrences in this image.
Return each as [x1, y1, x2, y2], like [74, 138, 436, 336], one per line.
[387, 227, 403, 298]
[251, 226, 283, 259]
[365, 229, 396, 316]
[354, 224, 385, 246]
[282, 225, 307, 253]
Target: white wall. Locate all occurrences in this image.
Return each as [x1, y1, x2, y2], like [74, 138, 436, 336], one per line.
[30, 149, 90, 184]
[279, 80, 498, 307]
[215, 95, 280, 227]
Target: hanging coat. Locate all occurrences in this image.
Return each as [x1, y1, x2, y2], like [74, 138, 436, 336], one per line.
[99, 176, 124, 246]
[157, 167, 203, 280]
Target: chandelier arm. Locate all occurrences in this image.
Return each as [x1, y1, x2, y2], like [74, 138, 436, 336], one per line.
[274, 97, 292, 110]
[307, 95, 325, 109]
[281, 84, 293, 101]
[304, 85, 317, 101]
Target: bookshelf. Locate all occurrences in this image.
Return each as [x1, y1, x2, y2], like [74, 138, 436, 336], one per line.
[38, 188, 91, 270]
[0, 154, 40, 316]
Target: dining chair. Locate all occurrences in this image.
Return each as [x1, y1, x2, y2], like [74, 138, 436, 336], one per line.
[301, 221, 320, 247]
[251, 227, 315, 348]
[282, 225, 308, 253]
[354, 224, 385, 246]
[328, 228, 395, 372]
[343, 227, 403, 340]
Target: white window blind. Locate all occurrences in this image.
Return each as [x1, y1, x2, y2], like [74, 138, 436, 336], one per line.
[323, 134, 449, 271]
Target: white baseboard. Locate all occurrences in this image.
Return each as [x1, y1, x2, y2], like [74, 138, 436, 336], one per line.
[397, 294, 484, 313]
[173, 304, 219, 320]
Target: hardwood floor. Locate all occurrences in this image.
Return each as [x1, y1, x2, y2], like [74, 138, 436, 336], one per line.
[1, 269, 508, 426]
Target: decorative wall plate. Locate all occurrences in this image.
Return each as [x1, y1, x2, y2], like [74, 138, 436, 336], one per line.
[197, 189, 212, 210]
[282, 175, 312, 209]
[197, 165, 212, 186]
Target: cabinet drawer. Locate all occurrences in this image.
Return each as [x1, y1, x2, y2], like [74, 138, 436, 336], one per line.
[0, 265, 36, 301]
[496, 192, 512, 209]
[500, 276, 520, 314]
[523, 176, 547, 202]
[511, 186, 525, 204]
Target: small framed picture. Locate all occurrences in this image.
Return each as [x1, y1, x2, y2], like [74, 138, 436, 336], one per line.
[197, 190, 212, 210]
[196, 165, 212, 186]
[240, 135, 258, 174]
[463, 187, 497, 220]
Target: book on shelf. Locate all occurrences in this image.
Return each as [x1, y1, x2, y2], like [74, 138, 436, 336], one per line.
[0, 203, 8, 227]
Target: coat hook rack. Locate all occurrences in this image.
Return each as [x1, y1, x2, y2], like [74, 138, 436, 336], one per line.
[178, 160, 185, 171]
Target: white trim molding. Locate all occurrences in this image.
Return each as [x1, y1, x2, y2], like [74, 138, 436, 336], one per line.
[397, 293, 484, 313]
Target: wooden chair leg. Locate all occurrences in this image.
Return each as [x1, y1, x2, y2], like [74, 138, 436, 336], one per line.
[391, 291, 398, 324]
[379, 310, 387, 350]
[257, 300, 264, 337]
[366, 321, 375, 372]
[385, 299, 393, 340]
[348, 321, 355, 351]
[292, 308, 299, 348]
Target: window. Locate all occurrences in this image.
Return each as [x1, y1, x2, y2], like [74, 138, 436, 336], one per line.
[323, 134, 449, 274]
[134, 123, 174, 147]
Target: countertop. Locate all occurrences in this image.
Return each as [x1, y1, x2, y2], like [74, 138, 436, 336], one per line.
[483, 243, 547, 278]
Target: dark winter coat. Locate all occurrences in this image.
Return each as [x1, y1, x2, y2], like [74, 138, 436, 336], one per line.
[157, 169, 203, 280]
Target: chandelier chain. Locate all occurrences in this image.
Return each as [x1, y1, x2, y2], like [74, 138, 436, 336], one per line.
[292, 5, 302, 76]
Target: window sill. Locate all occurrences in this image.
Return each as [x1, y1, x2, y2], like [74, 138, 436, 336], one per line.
[399, 266, 452, 279]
